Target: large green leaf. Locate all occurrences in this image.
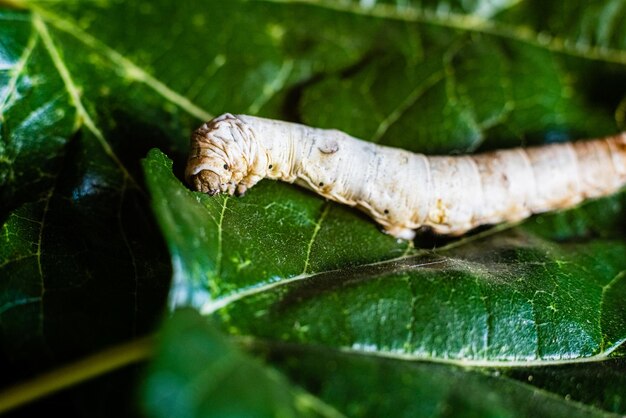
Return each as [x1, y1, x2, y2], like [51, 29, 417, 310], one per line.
[144, 147, 626, 414]
[145, 309, 623, 418]
[1, 0, 625, 416]
[145, 148, 626, 362]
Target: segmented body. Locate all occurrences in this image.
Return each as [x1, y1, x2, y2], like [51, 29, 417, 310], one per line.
[185, 113, 626, 240]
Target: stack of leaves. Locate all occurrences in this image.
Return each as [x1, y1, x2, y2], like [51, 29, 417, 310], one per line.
[1, 0, 625, 417]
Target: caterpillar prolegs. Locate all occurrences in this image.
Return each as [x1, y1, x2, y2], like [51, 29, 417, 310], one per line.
[185, 113, 626, 240]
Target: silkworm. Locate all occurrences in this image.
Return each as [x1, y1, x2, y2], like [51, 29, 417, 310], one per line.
[185, 113, 626, 240]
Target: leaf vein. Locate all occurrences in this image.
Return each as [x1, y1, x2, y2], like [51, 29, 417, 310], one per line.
[0, 23, 38, 117]
[33, 15, 139, 188]
[301, 203, 329, 275]
[370, 69, 444, 143]
[247, 59, 294, 115]
[215, 196, 229, 276]
[258, 0, 626, 65]
[33, 7, 214, 122]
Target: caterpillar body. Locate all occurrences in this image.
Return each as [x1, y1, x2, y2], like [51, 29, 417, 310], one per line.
[185, 113, 626, 240]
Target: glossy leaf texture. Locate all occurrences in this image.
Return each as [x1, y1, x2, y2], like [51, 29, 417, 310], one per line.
[0, 0, 625, 416]
[0, 5, 177, 418]
[146, 309, 624, 418]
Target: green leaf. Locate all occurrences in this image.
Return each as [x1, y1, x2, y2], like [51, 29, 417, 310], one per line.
[143, 309, 343, 418]
[1, 0, 626, 416]
[142, 148, 409, 308]
[0, 5, 172, 375]
[145, 149, 626, 363]
[0, 7, 176, 416]
[145, 308, 623, 418]
[270, 341, 625, 418]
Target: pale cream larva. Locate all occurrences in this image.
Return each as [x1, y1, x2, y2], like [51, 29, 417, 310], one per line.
[185, 113, 626, 240]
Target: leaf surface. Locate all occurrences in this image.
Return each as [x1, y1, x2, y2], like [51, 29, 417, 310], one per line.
[145, 307, 624, 418]
[144, 309, 343, 418]
[1, 0, 625, 416]
[139, 1, 626, 414]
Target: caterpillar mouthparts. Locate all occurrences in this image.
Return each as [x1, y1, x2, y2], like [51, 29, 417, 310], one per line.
[186, 113, 626, 240]
[188, 170, 223, 195]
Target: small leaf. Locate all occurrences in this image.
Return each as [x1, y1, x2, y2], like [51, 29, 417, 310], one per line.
[143, 308, 343, 418]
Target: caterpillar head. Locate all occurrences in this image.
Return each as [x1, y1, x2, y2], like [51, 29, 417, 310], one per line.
[185, 113, 255, 196]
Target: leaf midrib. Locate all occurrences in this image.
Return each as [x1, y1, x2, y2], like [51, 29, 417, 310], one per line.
[30, 5, 214, 122]
[258, 0, 626, 65]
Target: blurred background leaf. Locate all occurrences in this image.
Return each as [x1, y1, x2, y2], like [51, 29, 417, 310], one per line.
[1, 0, 625, 416]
